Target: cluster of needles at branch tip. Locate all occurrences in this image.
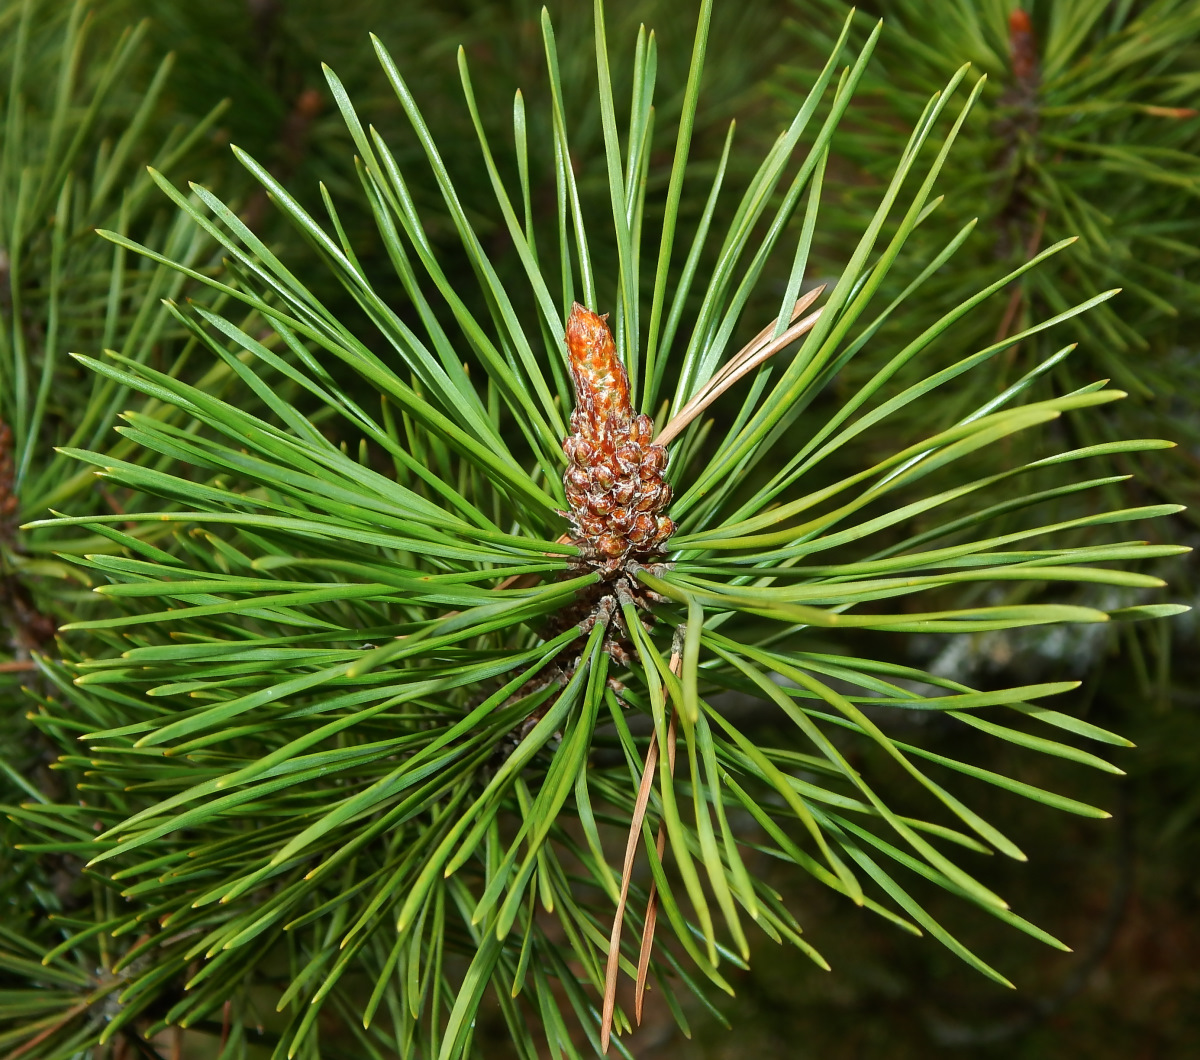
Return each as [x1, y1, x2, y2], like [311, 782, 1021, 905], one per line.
[492, 294, 827, 760]
[496, 293, 825, 741]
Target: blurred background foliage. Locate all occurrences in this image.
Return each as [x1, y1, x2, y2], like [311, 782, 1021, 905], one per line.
[0, 0, 1197, 1056]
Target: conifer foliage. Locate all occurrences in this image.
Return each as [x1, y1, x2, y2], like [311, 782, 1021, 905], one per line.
[1, 2, 1188, 1057]
[0, 1, 256, 1055]
[777, 0, 1200, 505]
[0, 0, 225, 685]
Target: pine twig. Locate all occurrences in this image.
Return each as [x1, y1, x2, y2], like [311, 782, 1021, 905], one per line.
[601, 644, 683, 1054]
[9, 1001, 90, 1060]
[654, 288, 825, 447]
[0, 660, 38, 673]
[634, 704, 679, 1026]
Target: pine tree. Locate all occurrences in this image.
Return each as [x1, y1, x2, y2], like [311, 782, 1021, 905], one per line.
[3, 2, 1188, 1058]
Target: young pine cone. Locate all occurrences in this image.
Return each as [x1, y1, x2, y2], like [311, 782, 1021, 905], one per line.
[562, 303, 674, 566]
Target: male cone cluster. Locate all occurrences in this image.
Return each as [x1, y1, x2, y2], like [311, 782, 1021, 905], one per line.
[561, 303, 674, 569]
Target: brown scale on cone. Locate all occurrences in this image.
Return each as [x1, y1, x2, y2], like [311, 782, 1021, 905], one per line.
[561, 303, 674, 570]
